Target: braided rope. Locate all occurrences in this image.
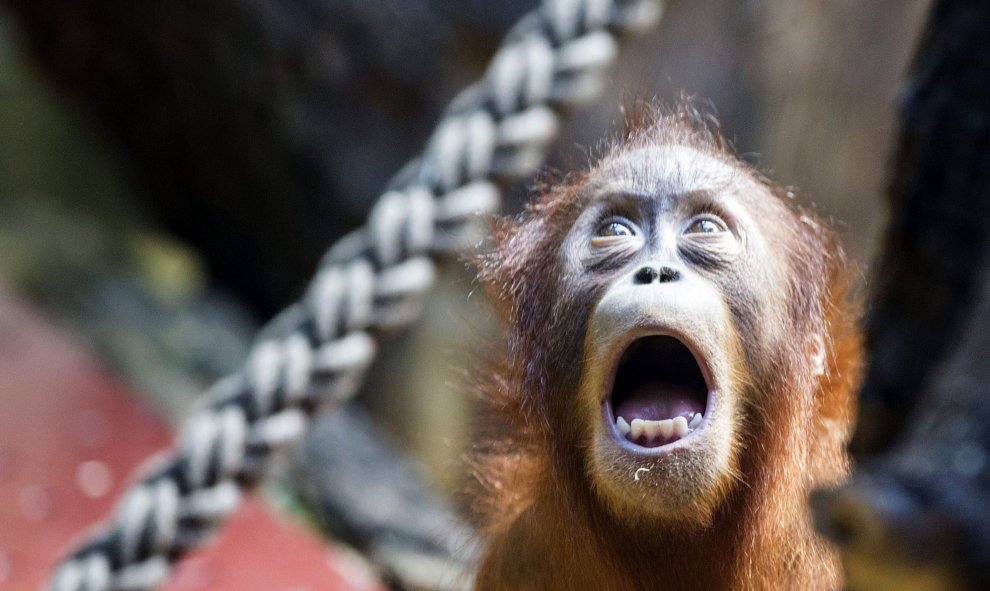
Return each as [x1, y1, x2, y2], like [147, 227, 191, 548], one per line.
[49, 1, 662, 589]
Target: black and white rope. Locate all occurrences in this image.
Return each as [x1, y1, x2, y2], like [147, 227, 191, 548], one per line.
[49, 1, 662, 589]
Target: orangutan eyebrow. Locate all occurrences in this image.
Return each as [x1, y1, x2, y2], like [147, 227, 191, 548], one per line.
[670, 189, 719, 206]
[592, 188, 721, 214]
[670, 189, 736, 217]
[583, 189, 730, 233]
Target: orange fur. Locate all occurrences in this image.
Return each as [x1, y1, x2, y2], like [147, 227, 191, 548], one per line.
[470, 105, 862, 590]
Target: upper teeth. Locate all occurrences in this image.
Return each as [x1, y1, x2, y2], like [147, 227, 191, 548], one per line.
[616, 412, 703, 445]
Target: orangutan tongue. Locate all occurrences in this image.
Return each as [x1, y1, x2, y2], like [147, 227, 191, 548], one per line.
[614, 380, 705, 421]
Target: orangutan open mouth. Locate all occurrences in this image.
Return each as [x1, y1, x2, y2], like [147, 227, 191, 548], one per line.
[605, 335, 712, 449]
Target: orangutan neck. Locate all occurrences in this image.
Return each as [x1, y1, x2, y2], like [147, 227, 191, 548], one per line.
[476, 440, 842, 591]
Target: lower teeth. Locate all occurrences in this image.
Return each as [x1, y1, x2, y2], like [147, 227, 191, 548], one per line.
[616, 412, 703, 444]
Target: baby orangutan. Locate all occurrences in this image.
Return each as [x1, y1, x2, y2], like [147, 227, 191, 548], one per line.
[471, 106, 861, 590]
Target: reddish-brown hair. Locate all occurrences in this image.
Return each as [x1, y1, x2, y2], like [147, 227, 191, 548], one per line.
[470, 104, 861, 590]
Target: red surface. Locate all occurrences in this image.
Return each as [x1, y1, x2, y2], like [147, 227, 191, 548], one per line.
[0, 289, 384, 591]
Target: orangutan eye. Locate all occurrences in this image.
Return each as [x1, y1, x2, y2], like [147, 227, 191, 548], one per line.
[595, 219, 635, 239]
[685, 216, 728, 235]
[586, 216, 643, 262]
[591, 218, 638, 250]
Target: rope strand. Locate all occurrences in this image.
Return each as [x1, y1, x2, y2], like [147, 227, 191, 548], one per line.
[50, 1, 663, 589]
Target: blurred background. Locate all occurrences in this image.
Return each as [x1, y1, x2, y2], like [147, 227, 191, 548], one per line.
[0, 0, 933, 587]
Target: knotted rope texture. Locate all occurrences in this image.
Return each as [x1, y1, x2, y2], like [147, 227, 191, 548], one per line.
[49, 1, 662, 589]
